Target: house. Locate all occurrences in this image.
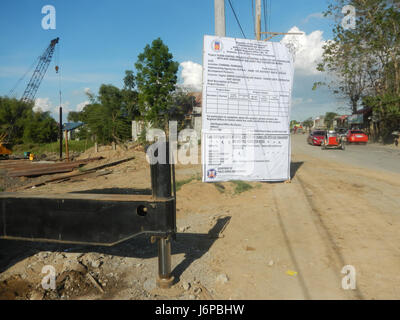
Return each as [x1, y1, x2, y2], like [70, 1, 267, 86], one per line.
[313, 116, 325, 129]
[63, 122, 84, 140]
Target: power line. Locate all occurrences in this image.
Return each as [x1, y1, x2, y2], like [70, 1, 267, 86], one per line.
[268, 0, 271, 34]
[263, 0, 267, 35]
[228, 0, 247, 38]
[251, 0, 255, 37]
[8, 56, 40, 98]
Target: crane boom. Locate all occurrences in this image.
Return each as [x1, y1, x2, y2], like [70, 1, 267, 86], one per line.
[21, 37, 59, 103]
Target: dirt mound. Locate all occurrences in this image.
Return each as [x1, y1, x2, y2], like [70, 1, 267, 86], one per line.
[0, 275, 34, 300]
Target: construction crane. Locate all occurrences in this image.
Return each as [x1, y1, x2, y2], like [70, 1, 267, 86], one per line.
[20, 37, 59, 103]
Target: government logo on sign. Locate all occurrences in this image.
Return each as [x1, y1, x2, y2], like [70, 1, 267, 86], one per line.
[211, 40, 222, 52]
[207, 169, 217, 179]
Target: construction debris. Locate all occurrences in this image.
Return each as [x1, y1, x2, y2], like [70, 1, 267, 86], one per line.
[2, 157, 103, 178]
[7, 156, 135, 191]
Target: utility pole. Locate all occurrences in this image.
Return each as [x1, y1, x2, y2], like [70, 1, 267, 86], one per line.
[255, 0, 261, 40]
[214, 0, 226, 37]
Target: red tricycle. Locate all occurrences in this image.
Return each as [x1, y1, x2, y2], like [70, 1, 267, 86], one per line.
[321, 130, 345, 150]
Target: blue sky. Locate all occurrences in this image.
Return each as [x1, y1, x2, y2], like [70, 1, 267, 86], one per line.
[0, 0, 347, 122]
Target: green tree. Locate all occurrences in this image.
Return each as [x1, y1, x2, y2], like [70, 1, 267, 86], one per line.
[67, 111, 82, 122]
[78, 84, 133, 144]
[170, 89, 199, 129]
[0, 97, 33, 144]
[135, 38, 179, 129]
[23, 110, 58, 143]
[318, 0, 400, 140]
[121, 70, 140, 120]
[303, 117, 314, 129]
[324, 112, 338, 129]
[0, 97, 58, 145]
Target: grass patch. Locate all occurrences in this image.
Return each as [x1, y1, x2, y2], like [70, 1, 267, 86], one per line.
[175, 177, 194, 191]
[77, 166, 88, 172]
[214, 182, 225, 193]
[231, 180, 253, 195]
[11, 140, 94, 156]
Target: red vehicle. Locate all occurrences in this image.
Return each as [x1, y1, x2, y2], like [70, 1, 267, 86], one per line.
[346, 130, 368, 144]
[322, 131, 345, 150]
[307, 130, 326, 146]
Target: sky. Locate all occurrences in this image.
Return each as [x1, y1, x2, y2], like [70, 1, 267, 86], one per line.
[0, 0, 349, 122]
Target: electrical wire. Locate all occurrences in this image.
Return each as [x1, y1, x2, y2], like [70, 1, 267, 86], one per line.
[8, 56, 40, 98]
[251, 0, 255, 38]
[268, 0, 271, 34]
[263, 0, 268, 36]
[56, 43, 62, 124]
[228, 0, 247, 39]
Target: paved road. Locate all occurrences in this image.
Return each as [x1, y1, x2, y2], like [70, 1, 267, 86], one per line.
[292, 134, 400, 175]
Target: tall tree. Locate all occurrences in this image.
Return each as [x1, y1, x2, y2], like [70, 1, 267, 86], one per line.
[135, 38, 179, 129]
[121, 70, 140, 120]
[317, 0, 400, 140]
[78, 84, 133, 144]
[0, 97, 58, 145]
[324, 112, 339, 129]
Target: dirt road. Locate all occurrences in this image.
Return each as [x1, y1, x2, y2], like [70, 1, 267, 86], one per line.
[1, 136, 400, 300]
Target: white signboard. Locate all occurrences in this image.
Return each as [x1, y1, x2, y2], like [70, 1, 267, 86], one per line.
[202, 35, 294, 182]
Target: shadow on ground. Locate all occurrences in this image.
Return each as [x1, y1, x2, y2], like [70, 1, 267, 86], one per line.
[0, 216, 231, 283]
[290, 161, 304, 179]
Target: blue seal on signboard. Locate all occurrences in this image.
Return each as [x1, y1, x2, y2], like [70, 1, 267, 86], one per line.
[207, 169, 217, 179]
[211, 40, 223, 52]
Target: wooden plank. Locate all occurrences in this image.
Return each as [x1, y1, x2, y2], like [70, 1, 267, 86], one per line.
[6, 156, 135, 189]
[5, 157, 105, 177]
[78, 156, 135, 172]
[8, 166, 78, 177]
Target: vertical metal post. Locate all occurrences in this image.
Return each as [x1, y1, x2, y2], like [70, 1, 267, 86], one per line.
[150, 141, 174, 288]
[255, 0, 262, 40]
[59, 107, 63, 159]
[65, 130, 69, 162]
[150, 142, 172, 198]
[157, 236, 173, 288]
[214, 0, 226, 37]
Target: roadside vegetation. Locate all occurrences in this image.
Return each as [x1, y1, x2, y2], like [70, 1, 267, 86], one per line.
[1, 38, 199, 152]
[66, 38, 199, 146]
[231, 180, 254, 195]
[11, 140, 95, 156]
[0, 97, 58, 147]
[314, 0, 400, 142]
[176, 177, 195, 191]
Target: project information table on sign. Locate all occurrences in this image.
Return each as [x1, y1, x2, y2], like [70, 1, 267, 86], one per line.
[202, 35, 294, 182]
[205, 87, 290, 118]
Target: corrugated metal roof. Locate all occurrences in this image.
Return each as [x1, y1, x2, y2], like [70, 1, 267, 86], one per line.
[63, 122, 84, 131]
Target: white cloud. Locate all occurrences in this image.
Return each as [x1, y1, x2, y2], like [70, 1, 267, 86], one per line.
[34, 97, 71, 116]
[302, 12, 324, 24]
[34, 97, 52, 113]
[292, 97, 314, 108]
[281, 26, 326, 75]
[180, 61, 202, 91]
[76, 100, 90, 112]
